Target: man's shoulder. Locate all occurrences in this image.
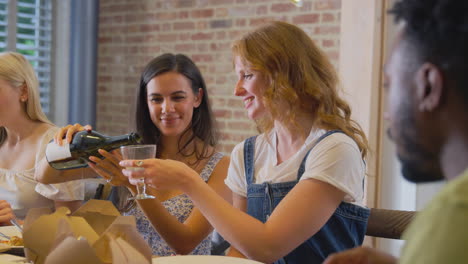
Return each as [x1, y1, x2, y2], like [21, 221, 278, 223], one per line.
[400, 169, 468, 264]
[438, 168, 468, 205]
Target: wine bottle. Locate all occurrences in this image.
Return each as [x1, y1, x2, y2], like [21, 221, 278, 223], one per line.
[45, 130, 142, 170]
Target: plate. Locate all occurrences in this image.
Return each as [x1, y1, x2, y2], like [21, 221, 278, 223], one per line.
[0, 226, 24, 256]
[0, 243, 11, 253]
[0, 226, 22, 240]
[0, 253, 27, 263]
[152, 255, 263, 264]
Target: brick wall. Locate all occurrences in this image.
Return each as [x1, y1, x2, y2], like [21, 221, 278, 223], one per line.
[96, 0, 341, 153]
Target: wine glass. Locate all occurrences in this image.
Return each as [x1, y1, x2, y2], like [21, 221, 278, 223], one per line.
[120, 144, 157, 200]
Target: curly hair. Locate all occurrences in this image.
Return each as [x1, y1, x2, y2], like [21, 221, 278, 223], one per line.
[232, 21, 368, 158]
[390, 0, 468, 102]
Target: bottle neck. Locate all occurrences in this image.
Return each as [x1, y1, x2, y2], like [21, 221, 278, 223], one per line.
[105, 133, 140, 149]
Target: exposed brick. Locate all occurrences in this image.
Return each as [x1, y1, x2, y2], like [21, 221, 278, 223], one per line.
[210, 0, 234, 5]
[216, 8, 228, 17]
[191, 32, 214, 41]
[321, 13, 335, 23]
[197, 21, 209, 30]
[234, 110, 248, 119]
[235, 19, 247, 27]
[197, 43, 209, 52]
[314, 25, 340, 35]
[249, 17, 275, 27]
[256, 5, 268, 15]
[175, 43, 195, 52]
[229, 6, 255, 17]
[124, 14, 137, 23]
[179, 11, 189, 19]
[177, 0, 195, 8]
[292, 14, 319, 24]
[140, 24, 160, 33]
[180, 33, 191, 41]
[192, 54, 214, 63]
[192, 9, 214, 18]
[228, 98, 242, 107]
[214, 109, 233, 118]
[156, 12, 176, 21]
[161, 23, 171, 31]
[210, 42, 231, 51]
[98, 36, 112, 43]
[215, 121, 227, 130]
[322, 39, 335, 48]
[216, 31, 227, 40]
[157, 33, 178, 42]
[97, 0, 342, 153]
[210, 19, 232, 29]
[315, 0, 341, 11]
[271, 3, 296, 13]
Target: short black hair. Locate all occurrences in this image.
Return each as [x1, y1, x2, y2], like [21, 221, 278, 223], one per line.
[390, 0, 468, 101]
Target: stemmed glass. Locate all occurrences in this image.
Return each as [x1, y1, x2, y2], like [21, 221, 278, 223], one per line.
[120, 144, 156, 200]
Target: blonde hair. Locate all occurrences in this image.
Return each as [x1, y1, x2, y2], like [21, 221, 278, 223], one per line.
[232, 21, 368, 158]
[0, 52, 51, 144]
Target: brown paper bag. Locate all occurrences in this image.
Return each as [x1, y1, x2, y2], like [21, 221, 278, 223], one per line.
[23, 199, 152, 264]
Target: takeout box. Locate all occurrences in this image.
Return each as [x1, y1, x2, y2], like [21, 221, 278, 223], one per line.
[22, 199, 152, 264]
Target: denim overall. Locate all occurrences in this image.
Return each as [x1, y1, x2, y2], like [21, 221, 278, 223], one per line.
[244, 130, 370, 264]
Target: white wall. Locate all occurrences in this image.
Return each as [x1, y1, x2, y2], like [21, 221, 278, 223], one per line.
[340, 0, 445, 257]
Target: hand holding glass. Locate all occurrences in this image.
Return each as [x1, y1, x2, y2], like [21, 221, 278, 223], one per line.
[120, 144, 156, 200]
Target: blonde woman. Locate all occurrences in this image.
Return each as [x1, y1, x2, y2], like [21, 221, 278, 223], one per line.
[121, 21, 370, 263]
[0, 52, 83, 224]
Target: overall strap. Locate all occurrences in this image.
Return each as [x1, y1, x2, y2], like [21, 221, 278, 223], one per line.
[243, 136, 258, 185]
[296, 130, 344, 180]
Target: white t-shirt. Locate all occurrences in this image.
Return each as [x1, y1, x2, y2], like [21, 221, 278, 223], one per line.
[0, 126, 85, 218]
[225, 129, 366, 204]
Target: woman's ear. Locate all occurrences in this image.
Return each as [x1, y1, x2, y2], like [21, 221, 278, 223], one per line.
[19, 84, 28, 102]
[194, 88, 203, 108]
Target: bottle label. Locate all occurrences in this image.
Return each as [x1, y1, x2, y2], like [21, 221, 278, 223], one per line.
[46, 142, 72, 162]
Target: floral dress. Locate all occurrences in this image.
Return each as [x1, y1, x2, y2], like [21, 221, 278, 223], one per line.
[124, 152, 224, 256]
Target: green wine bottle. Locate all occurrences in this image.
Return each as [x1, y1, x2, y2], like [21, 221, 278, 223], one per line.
[46, 130, 141, 170]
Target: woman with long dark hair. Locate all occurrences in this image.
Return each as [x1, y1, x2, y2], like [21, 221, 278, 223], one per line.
[39, 54, 230, 256]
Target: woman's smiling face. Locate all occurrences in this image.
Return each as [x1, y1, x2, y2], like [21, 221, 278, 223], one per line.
[233, 56, 268, 120]
[146, 71, 202, 138]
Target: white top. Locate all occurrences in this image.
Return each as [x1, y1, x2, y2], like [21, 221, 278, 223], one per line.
[0, 126, 85, 219]
[225, 129, 366, 204]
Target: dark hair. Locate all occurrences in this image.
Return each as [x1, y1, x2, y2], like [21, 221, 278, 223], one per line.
[135, 53, 217, 160]
[390, 0, 468, 102]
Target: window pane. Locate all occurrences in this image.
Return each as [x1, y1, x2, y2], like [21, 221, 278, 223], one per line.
[0, 0, 7, 52]
[16, 0, 52, 115]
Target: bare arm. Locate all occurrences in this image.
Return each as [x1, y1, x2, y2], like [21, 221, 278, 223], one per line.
[136, 156, 231, 254]
[35, 124, 97, 184]
[122, 159, 345, 263]
[35, 157, 96, 183]
[98, 153, 231, 254]
[225, 193, 247, 259]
